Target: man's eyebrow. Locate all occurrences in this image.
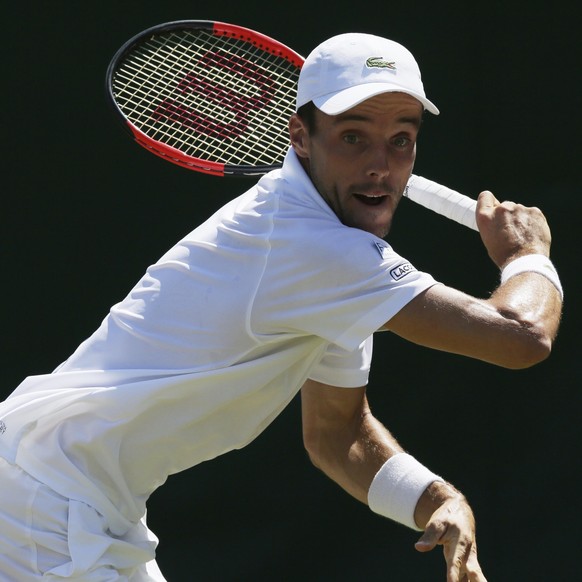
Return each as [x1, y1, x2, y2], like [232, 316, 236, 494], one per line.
[332, 113, 422, 128]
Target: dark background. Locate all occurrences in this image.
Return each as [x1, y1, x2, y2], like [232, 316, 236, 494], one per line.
[3, 2, 580, 580]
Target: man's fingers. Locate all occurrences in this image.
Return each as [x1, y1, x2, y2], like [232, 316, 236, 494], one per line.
[446, 540, 488, 582]
[416, 523, 487, 582]
[414, 524, 444, 553]
[476, 190, 498, 210]
[413, 496, 488, 581]
[443, 532, 470, 582]
[475, 191, 499, 231]
[414, 538, 437, 553]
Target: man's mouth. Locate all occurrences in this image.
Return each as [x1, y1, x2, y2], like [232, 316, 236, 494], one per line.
[354, 193, 389, 206]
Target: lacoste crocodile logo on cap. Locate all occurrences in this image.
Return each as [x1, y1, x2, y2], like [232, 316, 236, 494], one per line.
[366, 56, 396, 70]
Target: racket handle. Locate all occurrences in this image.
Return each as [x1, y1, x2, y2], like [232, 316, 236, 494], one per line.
[405, 174, 478, 231]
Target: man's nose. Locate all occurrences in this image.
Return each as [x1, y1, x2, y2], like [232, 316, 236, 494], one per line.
[366, 147, 391, 178]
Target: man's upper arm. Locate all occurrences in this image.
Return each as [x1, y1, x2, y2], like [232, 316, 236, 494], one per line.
[301, 379, 368, 440]
[300, 379, 403, 502]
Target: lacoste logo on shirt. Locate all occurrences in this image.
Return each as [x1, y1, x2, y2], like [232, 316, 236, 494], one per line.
[0, 420, 6, 435]
[390, 262, 416, 280]
[366, 56, 396, 70]
[375, 241, 390, 259]
[375, 243, 417, 279]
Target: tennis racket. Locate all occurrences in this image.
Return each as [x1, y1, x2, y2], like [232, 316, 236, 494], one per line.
[106, 20, 478, 231]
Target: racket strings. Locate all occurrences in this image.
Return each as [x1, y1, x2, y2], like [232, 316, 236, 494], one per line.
[111, 28, 298, 168]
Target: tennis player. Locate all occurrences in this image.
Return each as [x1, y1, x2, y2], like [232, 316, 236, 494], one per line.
[0, 32, 562, 581]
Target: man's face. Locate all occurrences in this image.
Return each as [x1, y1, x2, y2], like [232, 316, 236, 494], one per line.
[290, 92, 423, 239]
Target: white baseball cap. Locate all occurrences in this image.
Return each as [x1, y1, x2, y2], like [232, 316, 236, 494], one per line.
[296, 33, 439, 115]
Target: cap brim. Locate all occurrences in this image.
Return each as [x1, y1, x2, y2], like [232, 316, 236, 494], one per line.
[313, 83, 440, 116]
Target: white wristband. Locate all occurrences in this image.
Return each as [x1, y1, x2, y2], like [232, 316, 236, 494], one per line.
[367, 453, 443, 531]
[500, 254, 563, 299]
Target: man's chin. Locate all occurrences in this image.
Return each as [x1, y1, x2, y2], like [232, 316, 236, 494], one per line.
[357, 219, 392, 239]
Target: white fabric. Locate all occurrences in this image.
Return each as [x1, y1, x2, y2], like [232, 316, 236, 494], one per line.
[296, 33, 439, 115]
[367, 453, 444, 531]
[0, 148, 438, 574]
[0, 457, 164, 581]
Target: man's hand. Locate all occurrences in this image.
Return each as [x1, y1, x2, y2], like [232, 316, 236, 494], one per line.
[476, 190, 552, 268]
[414, 494, 487, 582]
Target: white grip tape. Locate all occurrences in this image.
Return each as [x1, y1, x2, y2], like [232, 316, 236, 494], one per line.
[405, 175, 478, 231]
[367, 453, 444, 531]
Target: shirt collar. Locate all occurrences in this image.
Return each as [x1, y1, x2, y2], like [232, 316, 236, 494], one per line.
[279, 147, 337, 218]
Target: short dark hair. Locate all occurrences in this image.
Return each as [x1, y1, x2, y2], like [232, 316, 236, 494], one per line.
[296, 101, 318, 135]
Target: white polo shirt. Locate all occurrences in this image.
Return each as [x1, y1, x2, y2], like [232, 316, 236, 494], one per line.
[0, 149, 438, 535]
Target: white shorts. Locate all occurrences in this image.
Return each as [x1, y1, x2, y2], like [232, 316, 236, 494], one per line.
[0, 457, 166, 581]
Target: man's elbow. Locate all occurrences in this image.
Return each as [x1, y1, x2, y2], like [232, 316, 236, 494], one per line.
[495, 333, 553, 370]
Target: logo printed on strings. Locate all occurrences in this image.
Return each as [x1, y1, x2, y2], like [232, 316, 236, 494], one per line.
[152, 50, 278, 139]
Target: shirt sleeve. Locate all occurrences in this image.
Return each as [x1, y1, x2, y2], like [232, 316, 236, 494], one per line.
[254, 228, 439, 352]
[308, 335, 373, 387]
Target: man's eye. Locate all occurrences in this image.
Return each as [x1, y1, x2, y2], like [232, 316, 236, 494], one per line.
[343, 134, 360, 145]
[393, 136, 411, 148]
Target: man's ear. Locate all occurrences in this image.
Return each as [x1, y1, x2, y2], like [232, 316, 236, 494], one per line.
[289, 114, 309, 158]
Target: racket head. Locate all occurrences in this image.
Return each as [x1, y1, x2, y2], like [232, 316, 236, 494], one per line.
[106, 20, 304, 176]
